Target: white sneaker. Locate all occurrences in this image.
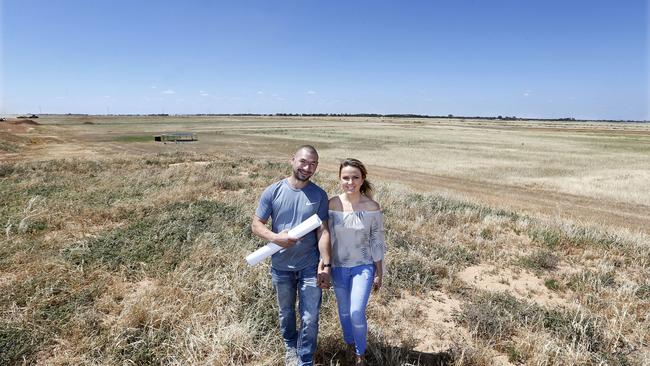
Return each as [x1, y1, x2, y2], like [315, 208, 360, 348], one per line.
[285, 348, 299, 366]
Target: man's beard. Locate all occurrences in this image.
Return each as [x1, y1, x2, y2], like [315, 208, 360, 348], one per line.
[293, 169, 311, 182]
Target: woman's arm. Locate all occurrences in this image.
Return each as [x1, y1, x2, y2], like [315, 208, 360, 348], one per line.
[369, 204, 385, 291]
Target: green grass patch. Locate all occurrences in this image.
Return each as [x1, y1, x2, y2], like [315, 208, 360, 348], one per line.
[544, 278, 560, 290]
[0, 323, 38, 365]
[519, 249, 559, 271]
[63, 200, 248, 276]
[505, 343, 525, 364]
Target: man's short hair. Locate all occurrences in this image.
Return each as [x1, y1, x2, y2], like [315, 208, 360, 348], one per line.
[295, 145, 319, 157]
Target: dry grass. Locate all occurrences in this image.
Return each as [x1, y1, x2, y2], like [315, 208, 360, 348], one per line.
[1, 116, 649, 365]
[1, 148, 648, 365]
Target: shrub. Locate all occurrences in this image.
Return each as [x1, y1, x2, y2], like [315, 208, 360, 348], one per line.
[461, 292, 534, 345]
[542, 308, 606, 353]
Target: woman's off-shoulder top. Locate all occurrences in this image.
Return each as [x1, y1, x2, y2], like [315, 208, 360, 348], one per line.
[328, 210, 385, 268]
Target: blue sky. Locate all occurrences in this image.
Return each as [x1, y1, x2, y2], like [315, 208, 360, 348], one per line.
[2, 0, 648, 120]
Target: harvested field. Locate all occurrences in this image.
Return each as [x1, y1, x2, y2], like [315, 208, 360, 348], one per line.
[5, 115, 650, 233]
[0, 115, 648, 365]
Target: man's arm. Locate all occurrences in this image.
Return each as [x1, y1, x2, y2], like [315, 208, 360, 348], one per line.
[316, 220, 331, 288]
[251, 215, 297, 248]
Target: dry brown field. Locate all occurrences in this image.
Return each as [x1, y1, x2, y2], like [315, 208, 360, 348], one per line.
[1, 115, 649, 365]
[5, 115, 650, 233]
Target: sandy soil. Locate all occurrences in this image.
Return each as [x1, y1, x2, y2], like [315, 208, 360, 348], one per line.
[458, 264, 571, 309]
[391, 291, 469, 352]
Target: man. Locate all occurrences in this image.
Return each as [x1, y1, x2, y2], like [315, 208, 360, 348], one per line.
[251, 145, 331, 366]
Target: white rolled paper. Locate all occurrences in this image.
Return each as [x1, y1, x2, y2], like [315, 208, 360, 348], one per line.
[246, 214, 322, 266]
[245, 242, 283, 266]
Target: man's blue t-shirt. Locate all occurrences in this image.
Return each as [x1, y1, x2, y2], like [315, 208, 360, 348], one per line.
[255, 179, 329, 271]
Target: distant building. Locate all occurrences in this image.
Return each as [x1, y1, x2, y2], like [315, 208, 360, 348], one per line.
[154, 132, 198, 143]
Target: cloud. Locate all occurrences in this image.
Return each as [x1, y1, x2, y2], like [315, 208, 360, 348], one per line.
[523, 90, 532, 97]
[257, 90, 264, 95]
[162, 89, 176, 95]
[307, 90, 317, 95]
[200, 92, 210, 97]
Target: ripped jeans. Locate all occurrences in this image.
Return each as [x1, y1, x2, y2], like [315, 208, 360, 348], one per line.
[271, 266, 322, 366]
[331, 264, 375, 356]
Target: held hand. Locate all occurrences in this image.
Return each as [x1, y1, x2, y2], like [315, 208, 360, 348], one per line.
[317, 267, 331, 289]
[274, 230, 298, 248]
[372, 274, 382, 292]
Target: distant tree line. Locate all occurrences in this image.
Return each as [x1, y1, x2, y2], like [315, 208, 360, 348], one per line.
[24, 112, 646, 123]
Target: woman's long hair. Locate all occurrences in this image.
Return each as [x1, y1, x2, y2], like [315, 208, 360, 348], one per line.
[339, 158, 374, 198]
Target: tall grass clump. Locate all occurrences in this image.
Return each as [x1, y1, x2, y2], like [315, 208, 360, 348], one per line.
[0, 323, 36, 365]
[459, 290, 628, 364]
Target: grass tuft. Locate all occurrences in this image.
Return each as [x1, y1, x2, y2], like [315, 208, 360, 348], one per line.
[0, 323, 37, 365]
[461, 292, 532, 345]
[520, 249, 559, 271]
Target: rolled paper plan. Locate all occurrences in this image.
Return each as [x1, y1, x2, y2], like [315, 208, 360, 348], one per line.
[246, 214, 323, 266]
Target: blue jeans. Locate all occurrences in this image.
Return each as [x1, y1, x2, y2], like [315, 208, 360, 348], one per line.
[271, 266, 322, 366]
[331, 264, 375, 356]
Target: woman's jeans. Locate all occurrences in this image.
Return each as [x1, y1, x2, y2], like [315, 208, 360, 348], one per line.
[271, 266, 322, 366]
[331, 264, 375, 356]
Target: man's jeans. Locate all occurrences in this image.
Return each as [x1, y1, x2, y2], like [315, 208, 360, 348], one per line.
[271, 266, 322, 366]
[331, 264, 375, 356]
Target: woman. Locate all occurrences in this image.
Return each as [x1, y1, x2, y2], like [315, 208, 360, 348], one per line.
[326, 158, 385, 365]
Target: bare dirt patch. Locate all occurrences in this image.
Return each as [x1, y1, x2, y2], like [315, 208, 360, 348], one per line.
[389, 291, 469, 353]
[458, 264, 571, 309]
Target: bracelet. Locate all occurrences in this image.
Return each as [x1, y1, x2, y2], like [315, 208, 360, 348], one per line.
[322, 263, 332, 268]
